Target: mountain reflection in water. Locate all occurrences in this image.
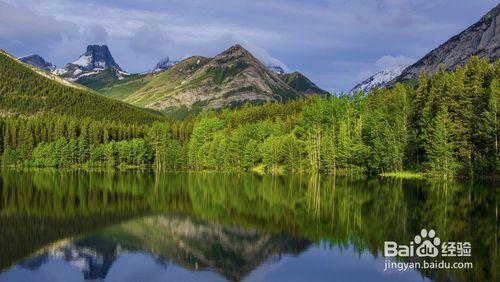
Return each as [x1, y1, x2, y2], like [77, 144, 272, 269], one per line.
[0, 171, 497, 281]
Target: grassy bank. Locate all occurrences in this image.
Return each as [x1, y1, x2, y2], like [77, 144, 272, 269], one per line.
[379, 171, 424, 179]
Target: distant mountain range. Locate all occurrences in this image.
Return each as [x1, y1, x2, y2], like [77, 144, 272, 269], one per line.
[11, 3, 499, 114]
[19, 44, 327, 115]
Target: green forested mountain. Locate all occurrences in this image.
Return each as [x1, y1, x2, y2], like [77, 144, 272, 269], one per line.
[0, 50, 162, 123]
[1, 57, 498, 177]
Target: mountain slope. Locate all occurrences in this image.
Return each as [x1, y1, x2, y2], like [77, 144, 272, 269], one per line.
[350, 65, 405, 93]
[93, 73, 154, 100]
[393, 3, 499, 83]
[0, 50, 161, 123]
[123, 45, 301, 112]
[19, 55, 55, 72]
[281, 71, 328, 95]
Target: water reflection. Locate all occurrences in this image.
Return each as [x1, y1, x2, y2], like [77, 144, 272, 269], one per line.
[0, 171, 497, 281]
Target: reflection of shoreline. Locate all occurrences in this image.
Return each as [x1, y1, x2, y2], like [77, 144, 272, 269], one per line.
[0, 171, 497, 282]
[15, 213, 311, 281]
[0, 212, 146, 272]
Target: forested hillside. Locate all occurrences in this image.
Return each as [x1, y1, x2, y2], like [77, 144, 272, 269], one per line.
[0, 50, 162, 123]
[0, 57, 498, 177]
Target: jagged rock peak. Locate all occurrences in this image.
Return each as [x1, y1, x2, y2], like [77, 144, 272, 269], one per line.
[72, 45, 122, 71]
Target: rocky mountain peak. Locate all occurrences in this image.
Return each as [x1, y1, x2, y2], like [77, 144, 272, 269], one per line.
[54, 44, 126, 80]
[72, 44, 121, 71]
[213, 44, 258, 65]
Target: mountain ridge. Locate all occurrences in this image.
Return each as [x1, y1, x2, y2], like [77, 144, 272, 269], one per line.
[95, 44, 328, 113]
[392, 3, 499, 83]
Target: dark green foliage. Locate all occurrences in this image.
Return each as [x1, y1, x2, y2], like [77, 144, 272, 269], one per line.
[283, 72, 328, 95]
[0, 51, 162, 123]
[0, 56, 497, 177]
[424, 106, 457, 178]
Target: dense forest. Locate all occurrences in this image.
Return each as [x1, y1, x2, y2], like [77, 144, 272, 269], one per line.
[0, 57, 498, 177]
[0, 50, 162, 123]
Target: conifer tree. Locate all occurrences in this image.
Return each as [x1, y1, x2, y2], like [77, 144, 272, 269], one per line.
[425, 106, 457, 178]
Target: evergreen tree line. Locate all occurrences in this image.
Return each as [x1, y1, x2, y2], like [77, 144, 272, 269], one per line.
[0, 57, 498, 177]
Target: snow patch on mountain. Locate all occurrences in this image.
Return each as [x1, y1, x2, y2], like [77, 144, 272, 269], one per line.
[53, 45, 126, 80]
[350, 65, 405, 94]
[72, 55, 92, 67]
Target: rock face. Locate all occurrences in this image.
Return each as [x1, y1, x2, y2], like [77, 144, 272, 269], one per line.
[393, 3, 500, 83]
[54, 45, 127, 80]
[19, 54, 56, 72]
[71, 45, 121, 71]
[124, 44, 318, 112]
[350, 65, 405, 94]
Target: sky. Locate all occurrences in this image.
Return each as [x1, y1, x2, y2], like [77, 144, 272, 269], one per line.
[0, 0, 497, 92]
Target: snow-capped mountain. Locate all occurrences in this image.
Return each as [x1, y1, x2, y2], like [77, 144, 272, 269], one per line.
[350, 65, 405, 94]
[19, 54, 56, 72]
[53, 45, 128, 80]
[152, 57, 178, 73]
[267, 65, 285, 75]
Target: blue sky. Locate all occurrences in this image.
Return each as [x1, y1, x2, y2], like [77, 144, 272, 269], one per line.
[0, 0, 497, 92]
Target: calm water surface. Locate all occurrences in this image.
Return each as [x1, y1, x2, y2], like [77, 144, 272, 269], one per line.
[0, 171, 497, 281]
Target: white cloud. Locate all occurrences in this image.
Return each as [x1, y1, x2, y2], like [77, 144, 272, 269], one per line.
[83, 25, 108, 45]
[376, 55, 415, 69]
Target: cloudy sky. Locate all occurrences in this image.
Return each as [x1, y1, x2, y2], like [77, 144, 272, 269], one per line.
[0, 0, 497, 92]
